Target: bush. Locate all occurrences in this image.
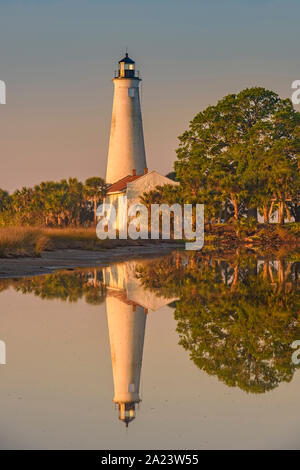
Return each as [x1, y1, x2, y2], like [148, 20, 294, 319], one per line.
[233, 217, 258, 237]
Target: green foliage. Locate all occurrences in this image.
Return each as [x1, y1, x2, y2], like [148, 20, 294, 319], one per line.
[143, 87, 300, 225]
[233, 217, 258, 237]
[84, 177, 108, 225]
[140, 184, 183, 207]
[165, 171, 178, 181]
[286, 222, 300, 236]
[0, 176, 107, 228]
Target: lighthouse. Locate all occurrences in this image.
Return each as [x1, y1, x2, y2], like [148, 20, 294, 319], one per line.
[106, 53, 147, 184]
[103, 54, 178, 227]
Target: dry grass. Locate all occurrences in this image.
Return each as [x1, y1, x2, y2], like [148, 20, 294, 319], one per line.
[0, 226, 167, 258]
[43, 227, 106, 250]
[0, 227, 49, 258]
[43, 227, 152, 250]
[2, 223, 298, 258]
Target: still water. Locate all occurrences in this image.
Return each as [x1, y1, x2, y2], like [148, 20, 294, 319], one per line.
[0, 250, 299, 449]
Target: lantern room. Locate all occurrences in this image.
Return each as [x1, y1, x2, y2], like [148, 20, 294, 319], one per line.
[118, 53, 136, 78]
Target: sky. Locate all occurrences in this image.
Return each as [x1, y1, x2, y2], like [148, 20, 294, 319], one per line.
[0, 0, 299, 192]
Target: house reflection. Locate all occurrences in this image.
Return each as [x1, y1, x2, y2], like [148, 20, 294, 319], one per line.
[102, 260, 176, 427]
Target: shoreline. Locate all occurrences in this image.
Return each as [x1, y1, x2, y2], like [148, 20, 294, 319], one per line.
[0, 223, 299, 279]
[0, 240, 298, 280]
[0, 244, 179, 279]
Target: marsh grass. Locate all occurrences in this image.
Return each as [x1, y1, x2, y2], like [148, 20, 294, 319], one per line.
[43, 227, 107, 250]
[0, 227, 49, 258]
[0, 226, 166, 258]
[44, 227, 181, 250]
[43, 227, 150, 250]
[0, 223, 298, 258]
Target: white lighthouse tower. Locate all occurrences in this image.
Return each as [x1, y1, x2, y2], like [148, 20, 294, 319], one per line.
[106, 53, 147, 184]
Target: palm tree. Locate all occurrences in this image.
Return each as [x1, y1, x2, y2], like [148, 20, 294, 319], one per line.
[84, 177, 107, 225]
[0, 189, 10, 212]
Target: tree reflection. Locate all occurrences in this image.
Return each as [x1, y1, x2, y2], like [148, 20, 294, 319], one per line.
[0, 251, 299, 394]
[136, 251, 300, 393]
[0, 269, 106, 305]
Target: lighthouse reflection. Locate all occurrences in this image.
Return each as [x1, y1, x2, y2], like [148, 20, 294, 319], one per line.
[1, 250, 298, 427]
[102, 261, 176, 427]
[106, 296, 146, 426]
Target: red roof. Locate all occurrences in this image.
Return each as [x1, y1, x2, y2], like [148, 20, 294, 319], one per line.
[107, 174, 143, 193]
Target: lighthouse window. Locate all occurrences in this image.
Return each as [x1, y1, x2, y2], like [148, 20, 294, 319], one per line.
[119, 62, 125, 77]
[128, 88, 135, 98]
[128, 383, 135, 392]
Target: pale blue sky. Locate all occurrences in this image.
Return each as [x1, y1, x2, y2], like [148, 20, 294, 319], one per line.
[0, 0, 299, 191]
